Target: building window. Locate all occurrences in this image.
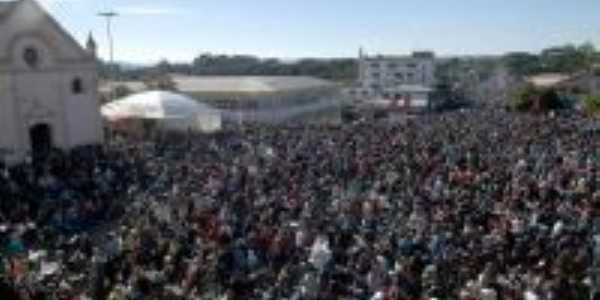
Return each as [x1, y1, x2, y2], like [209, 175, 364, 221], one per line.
[23, 47, 40, 68]
[395, 73, 404, 80]
[388, 63, 398, 68]
[370, 63, 380, 68]
[72, 78, 84, 94]
[407, 63, 417, 69]
[371, 73, 381, 78]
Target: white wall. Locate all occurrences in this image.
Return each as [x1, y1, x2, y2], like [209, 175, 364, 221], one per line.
[63, 69, 103, 147]
[357, 54, 436, 97]
[7, 66, 102, 162]
[0, 1, 103, 165]
[13, 71, 67, 149]
[0, 73, 21, 163]
[221, 95, 342, 124]
[409, 92, 429, 108]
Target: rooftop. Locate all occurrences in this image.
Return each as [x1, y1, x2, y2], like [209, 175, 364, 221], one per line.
[171, 75, 336, 93]
[0, 1, 17, 19]
[100, 76, 338, 99]
[526, 73, 572, 88]
[362, 51, 435, 61]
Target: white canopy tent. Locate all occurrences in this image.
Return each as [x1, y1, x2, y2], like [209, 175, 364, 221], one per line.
[101, 91, 222, 133]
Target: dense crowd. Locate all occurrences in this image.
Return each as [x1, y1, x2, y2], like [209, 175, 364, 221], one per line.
[1, 109, 600, 299]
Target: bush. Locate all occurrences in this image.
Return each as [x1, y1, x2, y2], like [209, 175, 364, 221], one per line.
[511, 85, 564, 112]
[100, 84, 134, 104]
[511, 84, 537, 111]
[539, 89, 563, 110]
[114, 85, 133, 98]
[143, 74, 178, 91]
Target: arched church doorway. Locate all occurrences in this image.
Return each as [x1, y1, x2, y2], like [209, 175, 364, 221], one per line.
[29, 123, 53, 160]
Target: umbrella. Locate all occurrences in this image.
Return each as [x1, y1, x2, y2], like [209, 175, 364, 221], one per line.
[101, 90, 222, 132]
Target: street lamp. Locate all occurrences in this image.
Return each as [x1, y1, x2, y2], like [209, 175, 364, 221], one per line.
[98, 11, 119, 103]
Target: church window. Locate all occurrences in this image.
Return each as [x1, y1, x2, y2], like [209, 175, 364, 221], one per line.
[72, 78, 84, 94]
[23, 47, 39, 68]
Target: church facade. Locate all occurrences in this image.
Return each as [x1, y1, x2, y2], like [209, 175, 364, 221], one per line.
[0, 0, 103, 164]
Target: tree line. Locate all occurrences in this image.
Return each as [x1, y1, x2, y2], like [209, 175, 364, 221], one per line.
[502, 42, 598, 77]
[100, 54, 357, 82]
[100, 43, 599, 83]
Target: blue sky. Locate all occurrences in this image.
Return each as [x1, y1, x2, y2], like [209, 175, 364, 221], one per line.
[33, 0, 600, 63]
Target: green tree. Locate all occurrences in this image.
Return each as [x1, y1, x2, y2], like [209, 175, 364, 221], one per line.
[114, 84, 133, 99]
[143, 74, 177, 91]
[538, 88, 562, 110]
[156, 59, 173, 74]
[511, 85, 564, 112]
[511, 84, 538, 111]
[578, 42, 597, 69]
[503, 42, 599, 77]
[502, 52, 541, 77]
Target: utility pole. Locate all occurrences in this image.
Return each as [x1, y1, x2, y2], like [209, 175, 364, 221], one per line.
[98, 11, 119, 103]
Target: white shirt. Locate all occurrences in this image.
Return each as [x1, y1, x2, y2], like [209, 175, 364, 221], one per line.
[524, 290, 540, 300]
[309, 236, 332, 272]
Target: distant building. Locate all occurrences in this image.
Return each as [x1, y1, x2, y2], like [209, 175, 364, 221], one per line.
[524, 69, 600, 110]
[345, 49, 436, 110]
[104, 75, 343, 124]
[0, 0, 103, 164]
[526, 73, 572, 89]
[527, 70, 600, 96]
[175, 75, 343, 123]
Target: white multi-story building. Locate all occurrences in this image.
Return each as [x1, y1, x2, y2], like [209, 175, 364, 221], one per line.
[347, 50, 436, 109]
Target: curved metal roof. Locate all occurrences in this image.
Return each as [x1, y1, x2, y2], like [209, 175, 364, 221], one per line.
[171, 75, 336, 93]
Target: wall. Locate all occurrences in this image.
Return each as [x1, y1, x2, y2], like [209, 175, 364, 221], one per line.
[6, 66, 102, 164]
[348, 54, 436, 101]
[359, 56, 436, 91]
[219, 90, 344, 124]
[0, 0, 103, 165]
[0, 73, 21, 164]
[63, 67, 104, 147]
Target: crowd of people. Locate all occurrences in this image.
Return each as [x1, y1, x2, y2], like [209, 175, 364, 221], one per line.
[1, 109, 600, 299]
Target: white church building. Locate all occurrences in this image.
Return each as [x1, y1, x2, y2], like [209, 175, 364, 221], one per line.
[0, 0, 103, 165]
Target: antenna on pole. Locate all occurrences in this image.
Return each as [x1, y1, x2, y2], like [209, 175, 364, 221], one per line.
[98, 10, 119, 103]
